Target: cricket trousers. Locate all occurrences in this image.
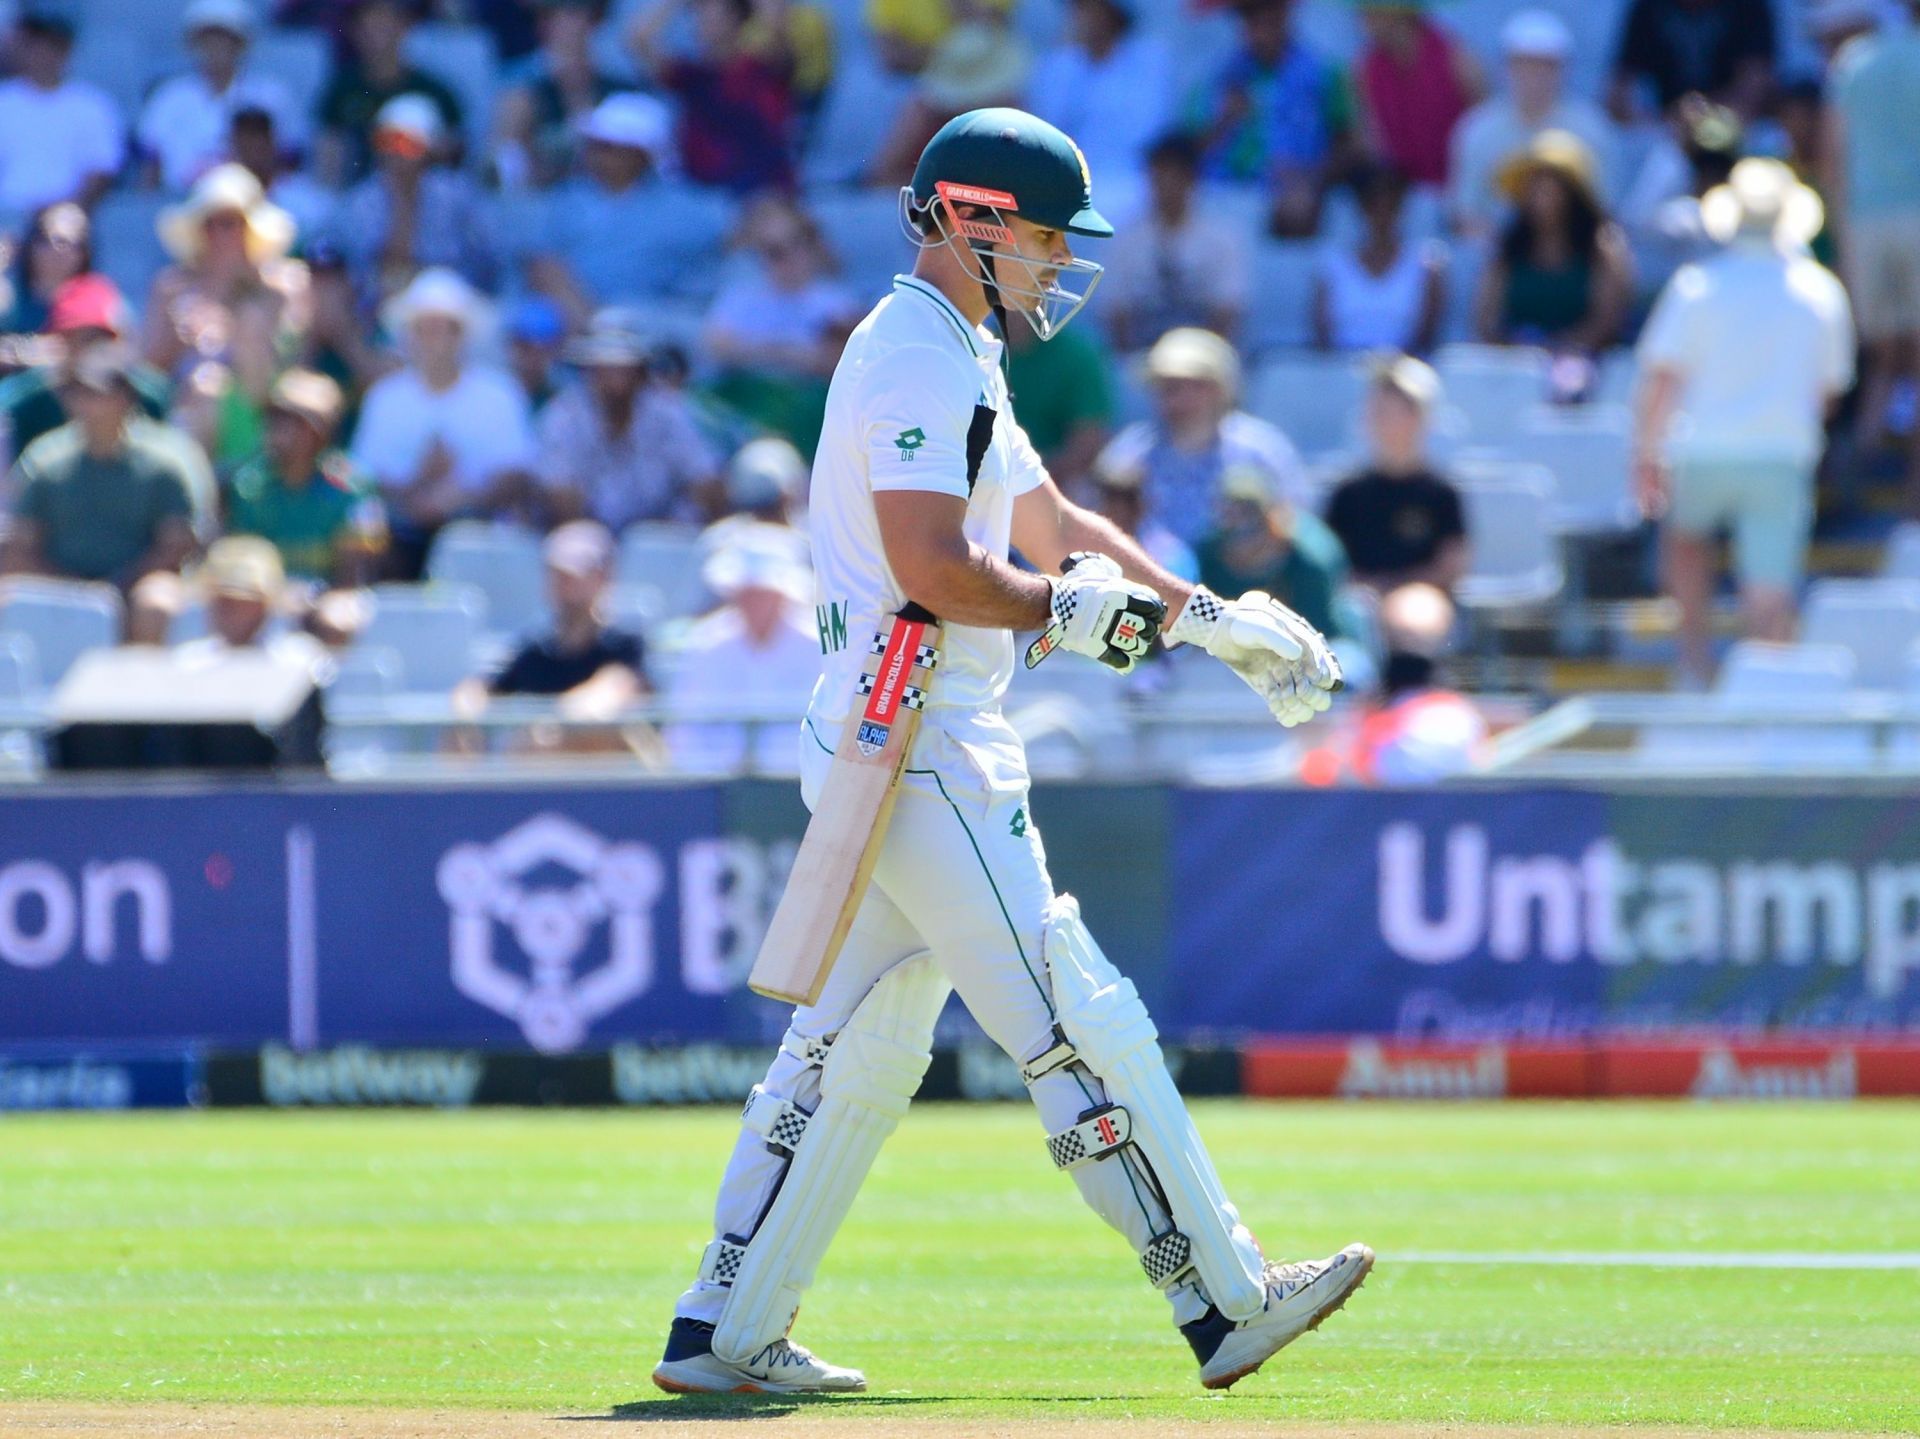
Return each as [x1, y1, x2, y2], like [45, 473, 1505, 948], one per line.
[673, 708, 1213, 1328]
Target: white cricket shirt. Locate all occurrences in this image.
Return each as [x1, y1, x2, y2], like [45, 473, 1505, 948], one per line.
[805, 275, 1049, 745]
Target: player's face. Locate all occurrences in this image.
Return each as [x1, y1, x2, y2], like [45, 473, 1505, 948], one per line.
[997, 215, 1074, 315]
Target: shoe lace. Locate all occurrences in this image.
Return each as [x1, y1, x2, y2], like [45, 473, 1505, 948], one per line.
[1264, 1258, 1324, 1300]
[750, 1338, 817, 1371]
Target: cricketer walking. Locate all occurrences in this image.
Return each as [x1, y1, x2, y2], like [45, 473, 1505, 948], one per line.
[653, 107, 1372, 1396]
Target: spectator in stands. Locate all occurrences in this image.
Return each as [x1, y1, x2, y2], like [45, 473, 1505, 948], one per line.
[1349, 581, 1485, 783]
[505, 296, 566, 416]
[702, 436, 809, 551]
[539, 308, 721, 529]
[1102, 134, 1250, 351]
[866, 0, 1031, 186]
[1618, 94, 1742, 277]
[1192, 0, 1352, 237]
[143, 164, 306, 382]
[1826, 1, 1920, 505]
[333, 94, 498, 304]
[227, 368, 387, 588]
[0, 202, 91, 336]
[1610, 0, 1776, 123]
[137, 0, 302, 194]
[666, 527, 819, 773]
[289, 241, 387, 420]
[0, 10, 124, 215]
[1026, 0, 1172, 222]
[1473, 131, 1632, 355]
[0, 277, 170, 463]
[1353, 0, 1482, 190]
[175, 535, 330, 668]
[2, 344, 201, 600]
[525, 93, 734, 323]
[492, 0, 619, 189]
[703, 195, 859, 455]
[1448, 10, 1617, 239]
[627, 0, 795, 193]
[1775, 81, 1837, 270]
[1312, 162, 1446, 354]
[1095, 327, 1307, 551]
[454, 520, 649, 736]
[352, 269, 538, 575]
[1324, 354, 1468, 595]
[315, 0, 464, 186]
[1090, 464, 1197, 581]
[1003, 308, 1115, 490]
[1634, 160, 1854, 686]
[229, 106, 335, 242]
[1195, 464, 1355, 642]
[867, 0, 950, 75]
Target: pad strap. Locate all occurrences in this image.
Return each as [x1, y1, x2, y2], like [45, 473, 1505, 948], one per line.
[699, 1237, 748, 1286]
[781, 1032, 834, 1068]
[741, 1085, 810, 1155]
[1046, 1103, 1133, 1170]
[1141, 1229, 1197, 1289]
[1020, 1026, 1078, 1085]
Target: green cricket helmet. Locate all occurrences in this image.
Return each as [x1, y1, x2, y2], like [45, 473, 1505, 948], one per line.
[900, 107, 1110, 340]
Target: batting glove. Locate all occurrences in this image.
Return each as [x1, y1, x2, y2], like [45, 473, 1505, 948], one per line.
[1028, 552, 1167, 674]
[1165, 585, 1342, 727]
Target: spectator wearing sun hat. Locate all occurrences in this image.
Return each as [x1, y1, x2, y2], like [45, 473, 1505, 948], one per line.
[142, 162, 305, 380]
[351, 268, 538, 573]
[0, 276, 172, 463]
[330, 93, 498, 303]
[1448, 9, 1617, 237]
[1635, 158, 1854, 686]
[0, 8, 124, 215]
[665, 525, 820, 775]
[137, 0, 304, 194]
[525, 92, 736, 326]
[538, 308, 722, 530]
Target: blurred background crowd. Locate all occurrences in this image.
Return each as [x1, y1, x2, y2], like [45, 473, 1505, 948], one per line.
[0, 0, 1916, 783]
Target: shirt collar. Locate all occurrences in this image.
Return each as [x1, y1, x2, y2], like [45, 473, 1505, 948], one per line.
[893, 274, 993, 363]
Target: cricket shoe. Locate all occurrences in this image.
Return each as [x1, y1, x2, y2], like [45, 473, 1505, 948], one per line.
[1181, 1242, 1375, 1391]
[651, 1317, 867, 1395]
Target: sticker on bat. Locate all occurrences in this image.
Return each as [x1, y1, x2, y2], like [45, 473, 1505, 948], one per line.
[856, 720, 891, 757]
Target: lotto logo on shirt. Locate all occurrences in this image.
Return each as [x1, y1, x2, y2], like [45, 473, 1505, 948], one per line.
[895, 427, 925, 461]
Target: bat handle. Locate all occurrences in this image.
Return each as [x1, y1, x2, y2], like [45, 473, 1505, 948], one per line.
[898, 600, 940, 624]
[1024, 554, 1087, 670]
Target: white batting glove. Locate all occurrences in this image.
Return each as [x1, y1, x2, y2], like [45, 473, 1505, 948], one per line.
[1027, 552, 1167, 674]
[1165, 585, 1343, 727]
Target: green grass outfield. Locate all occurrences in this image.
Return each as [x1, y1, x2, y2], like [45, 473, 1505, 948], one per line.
[2, 1103, 1918, 1432]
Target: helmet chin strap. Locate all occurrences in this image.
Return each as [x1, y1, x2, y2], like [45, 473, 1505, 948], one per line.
[976, 248, 1014, 386]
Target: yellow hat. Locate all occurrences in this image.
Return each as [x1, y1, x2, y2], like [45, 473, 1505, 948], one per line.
[1496, 129, 1600, 210]
[1146, 327, 1241, 397]
[202, 535, 285, 602]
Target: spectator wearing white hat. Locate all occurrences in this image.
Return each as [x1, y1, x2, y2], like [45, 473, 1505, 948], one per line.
[525, 92, 735, 326]
[136, 0, 302, 194]
[331, 94, 498, 304]
[664, 527, 820, 775]
[697, 435, 812, 567]
[0, 9, 124, 215]
[1447, 9, 1617, 239]
[1094, 326, 1309, 551]
[351, 268, 539, 574]
[1635, 159, 1854, 687]
[538, 309, 722, 530]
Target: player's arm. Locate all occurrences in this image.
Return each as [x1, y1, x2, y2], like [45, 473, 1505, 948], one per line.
[874, 489, 1053, 630]
[1011, 472, 1193, 614]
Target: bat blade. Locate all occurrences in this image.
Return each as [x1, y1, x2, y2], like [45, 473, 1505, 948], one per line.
[748, 612, 941, 1005]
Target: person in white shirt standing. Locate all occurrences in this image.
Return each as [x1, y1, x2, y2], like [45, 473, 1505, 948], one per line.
[0, 10, 123, 217]
[1447, 10, 1616, 240]
[136, 0, 302, 194]
[1635, 159, 1855, 687]
[1025, 0, 1173, 221]
[653, 106, 1366, 1400]
[351, 268, 539, 575]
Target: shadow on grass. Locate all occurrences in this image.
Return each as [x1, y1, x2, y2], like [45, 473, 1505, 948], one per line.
[568, 1394, 949, 1422]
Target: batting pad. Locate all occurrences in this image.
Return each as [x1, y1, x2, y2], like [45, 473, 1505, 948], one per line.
[711, 952, 951, 1364]
[1044, 895, 1268, 1322]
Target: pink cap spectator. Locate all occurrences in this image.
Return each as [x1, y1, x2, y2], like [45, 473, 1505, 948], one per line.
[47, 274, 129, 337]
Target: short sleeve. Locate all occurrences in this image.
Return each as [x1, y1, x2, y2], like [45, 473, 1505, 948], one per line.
[863, 343, 981, 499]
[1432, 479, 1467, 542]
[490, 642, 538, 694]
[602, 628, 647, 676]
[1636, 268, 1702, 372]
[1006, 417, 1049, 497]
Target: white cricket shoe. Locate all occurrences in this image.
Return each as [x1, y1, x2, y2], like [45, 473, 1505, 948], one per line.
[1182, 1242, 1375, 1391]
[651, 1317, 867, 1395]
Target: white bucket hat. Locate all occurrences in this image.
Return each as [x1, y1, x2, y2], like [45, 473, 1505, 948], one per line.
[701, 527, 813, 606]
[1700, 157, 1825, 249]
[380, 267, 497, 349]
[158, 162, 295, 263]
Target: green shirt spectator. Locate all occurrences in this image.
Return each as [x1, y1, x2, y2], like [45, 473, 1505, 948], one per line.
[0, 360, 170, 463]
[1195, 479, 1356, 641]
[1003, 320, 1116, 487]
[10, 417, 198, 584]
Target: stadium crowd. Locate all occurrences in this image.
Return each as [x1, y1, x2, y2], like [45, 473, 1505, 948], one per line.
[0, 0, 1915, 780]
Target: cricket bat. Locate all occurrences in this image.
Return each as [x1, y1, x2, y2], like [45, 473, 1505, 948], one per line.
[747, 603, 943, 1005]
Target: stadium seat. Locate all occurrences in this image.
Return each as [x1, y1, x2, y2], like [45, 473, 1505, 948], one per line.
[1882, 522, 1920, 581]
[1499, 406, 1636, 534]
[1802, 579, 1920, 691]
[1452, 465, 1564, 610]
[618, 523, 709, 617]
[0, 631, 40, 700]
[1640, 641, 1874, 770]
[90, 191, 170, 311]
[356, 583, 486, 693]
[1593, 350, 1640, 409]
[1135, 646, 1302, 783]
[1245, 351, 1369, 460]
[403, 24, 499, 158]
[0, 578, 123, 688]
[250, 28, 332, 124]
[1241, 242, 1321, 356]
[426, 521, 548, 640]
[69, 25, 172, 122]
[811, 187, 914, 298]
[1433, 344, 1552, 442]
